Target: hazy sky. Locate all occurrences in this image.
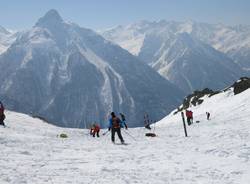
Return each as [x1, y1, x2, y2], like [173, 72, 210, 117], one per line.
[0, 0, 249, 30]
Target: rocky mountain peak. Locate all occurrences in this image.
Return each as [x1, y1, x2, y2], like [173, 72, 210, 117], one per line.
[35, 9, 63, 28]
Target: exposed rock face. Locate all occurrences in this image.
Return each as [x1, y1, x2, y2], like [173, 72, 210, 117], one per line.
[231, 77, 250, 95]
[174, 77, 250, 114]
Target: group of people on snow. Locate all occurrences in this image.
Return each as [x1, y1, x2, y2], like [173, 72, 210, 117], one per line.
[89, 112, 128, 144]
[1, 97, 213, 143]
[185, 109, 211, 125]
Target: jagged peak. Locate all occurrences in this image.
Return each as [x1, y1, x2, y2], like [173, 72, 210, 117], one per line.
[35, 9, 63, 28]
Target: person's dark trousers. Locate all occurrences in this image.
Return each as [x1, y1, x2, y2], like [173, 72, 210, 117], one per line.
[0, 121, 5, 127]
[93, 130, 100, 137]
[187, 117, 191, 125]
[111, 128, 124, 143]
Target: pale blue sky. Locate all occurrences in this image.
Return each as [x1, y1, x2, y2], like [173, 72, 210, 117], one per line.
[0, 0, 249, 30]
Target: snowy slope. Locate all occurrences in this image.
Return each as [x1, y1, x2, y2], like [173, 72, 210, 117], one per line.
[157, 88, 250, 183]
[1, 88, 250, 183]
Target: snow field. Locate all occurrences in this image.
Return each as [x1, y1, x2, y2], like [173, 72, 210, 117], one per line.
[1, 88, 250, 183]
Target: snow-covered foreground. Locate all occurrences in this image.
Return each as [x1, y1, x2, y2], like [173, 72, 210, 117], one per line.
[1, 89, 250, 184]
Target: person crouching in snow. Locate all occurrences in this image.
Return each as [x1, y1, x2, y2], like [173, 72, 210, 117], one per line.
[0, 101, 6, 127]
[109, 112, 127, 144]
[90, 123, 100, 137]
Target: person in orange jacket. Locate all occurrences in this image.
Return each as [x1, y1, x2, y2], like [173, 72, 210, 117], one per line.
[90, 123, 100, 137]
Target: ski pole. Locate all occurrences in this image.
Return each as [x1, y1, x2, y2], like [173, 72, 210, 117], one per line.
[123, 129, 137, 141]
[102, 130, 110, 136]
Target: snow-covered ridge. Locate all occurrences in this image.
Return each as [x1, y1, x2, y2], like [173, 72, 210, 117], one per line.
[157, 78, 250, 127]
[102, 20, 250, 74]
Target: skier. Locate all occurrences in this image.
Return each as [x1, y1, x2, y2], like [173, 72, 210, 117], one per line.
[185, 110, 193, 126]
[108, 112, 126, 144]
[90, 123, 100, 137]
[206, 112, 210, 120]
[0, 101, 5, 127]
[119, 113, 128, 129]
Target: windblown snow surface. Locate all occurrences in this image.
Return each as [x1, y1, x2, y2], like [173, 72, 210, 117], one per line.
[1, 88, 250, 184]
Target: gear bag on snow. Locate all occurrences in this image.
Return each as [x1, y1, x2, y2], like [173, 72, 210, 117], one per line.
[145, 133, 156, 137]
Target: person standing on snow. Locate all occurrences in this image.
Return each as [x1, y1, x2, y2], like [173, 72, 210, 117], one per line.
[185, 110, 193, 126]
[0, 101, 6, 127]
[206, 112, 210, 120]
[108, 112, 127, 144]
[119, 113, 128, 129]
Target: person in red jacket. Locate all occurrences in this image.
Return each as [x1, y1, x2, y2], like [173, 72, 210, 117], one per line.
[90, 123, 100, 137]
[0, 101, 6, 127]
[185, 110, 193, 126]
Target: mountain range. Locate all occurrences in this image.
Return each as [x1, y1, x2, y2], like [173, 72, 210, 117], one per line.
[102, 20, 249, 93]
[0, 10, 184, 127]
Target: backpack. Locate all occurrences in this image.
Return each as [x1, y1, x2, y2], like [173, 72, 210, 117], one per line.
[112, 117, 121, 128]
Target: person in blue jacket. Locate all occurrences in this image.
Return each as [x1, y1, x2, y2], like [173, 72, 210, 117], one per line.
[119, 113, 128, 128]
[108, 112, 127, 144]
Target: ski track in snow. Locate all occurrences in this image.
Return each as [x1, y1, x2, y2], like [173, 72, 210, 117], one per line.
[1, 89, 250, 183]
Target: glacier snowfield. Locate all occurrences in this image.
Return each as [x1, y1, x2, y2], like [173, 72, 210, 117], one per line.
[1, 88, 250, 184]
